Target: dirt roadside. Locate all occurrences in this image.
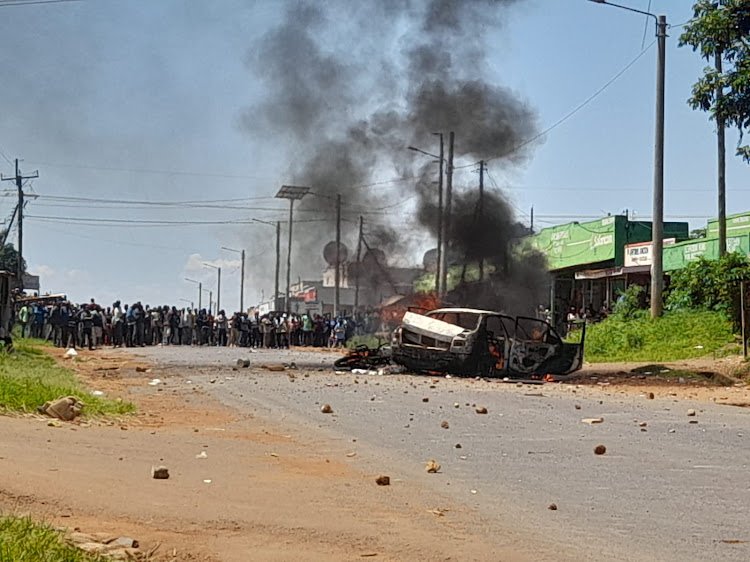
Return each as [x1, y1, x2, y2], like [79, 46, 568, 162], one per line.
[1, 349, 526, 562]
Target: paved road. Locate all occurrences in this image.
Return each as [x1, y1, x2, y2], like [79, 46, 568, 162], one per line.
[128, 346, 750, 561]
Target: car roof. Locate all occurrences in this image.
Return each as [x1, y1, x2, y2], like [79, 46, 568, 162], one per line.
[426, 307, 501, 316]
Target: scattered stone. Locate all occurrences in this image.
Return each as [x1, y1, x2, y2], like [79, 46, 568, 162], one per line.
[47, 420, 62, 427]
[375, 475, 390, 486]
[237, 358, 250, 368]
[548, 503, 558, 511]
[346, 452, 356, 457]
[639, 422, 648, 427]
[454, 402, 460, 408]
[321, 404, 333, 414]
[647, 392, 655, 400]
[594, 445, 607, 455]
[575, 405, 581, 410]
[135, 366, 148, 373]
[151, 465, 169, 479]
[475, 406, 488, 414]
[687, 409, 696, 417]
[425, 460, 441, 473]
[455, 443, 462, 449]
[582, 417, 604, 424]
[441, 421, 450, 429]
[669, 429, 676, 433]
[196, 451, 207, 459]
[40, 396, 85, 421]
[422, 397, 429, 403]
[689, 420, 699, 424]
[209, 378, 217, 384]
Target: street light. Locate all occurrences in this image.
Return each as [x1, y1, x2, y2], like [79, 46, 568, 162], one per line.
[179, 298, 194, 309]
[252, 218, 281, 311]
[203, 263, 221, 314]
[275, 185, 311, 311]
[184, 278, 202, 311]
[221, 246, 245, 312]
[409, 134, 447, 297]
[588, 0, 667, 318]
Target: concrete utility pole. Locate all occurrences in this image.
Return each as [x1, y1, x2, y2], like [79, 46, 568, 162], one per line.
[354, 215, 363, 312]
[275, 185, 311, 312]
[184, 278, 202, 310]
[587, 1, 667, 318]
[441, 131, 455, 298]
[435, 133, 444, 295]
[221, 247, 245, 312]
[203, 263, 221, 313]
[333, 193, 342, 318]
[651, 14, 667, 318]
[716, 51, 727, 257]
[2, 159, 38, 286]
[251, 218, 282, 310]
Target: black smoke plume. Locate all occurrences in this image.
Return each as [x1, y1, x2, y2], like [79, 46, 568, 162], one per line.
[242, 0, 548, 316]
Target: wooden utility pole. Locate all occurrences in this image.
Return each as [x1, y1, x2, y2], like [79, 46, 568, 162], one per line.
[440, 132, 454, 297]
[2, 159, 38, 287]
[435, 133, 444, 295]
[716, 51, 727, 257]
[333, 193, 342, 318]
[354, 215, 363, 312]
[478, 160, 485, 281]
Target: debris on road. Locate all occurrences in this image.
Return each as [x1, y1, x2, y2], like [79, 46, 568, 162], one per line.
[321, 404, 333, 414]
[375, 475, 390, 486]
[475, 406, 488, 414]
[334, 343, 391, 371]
[594, 445, 607, 455]
[264, 365, 286, 372]
[454, 402, 460, 408]
[647, 392, 655, 400]
[425, 460, 441, 473]
[687, 409, 696, 416]
[196, 451, 207, 459]
[151, 465, 169, 479]
[455, 443, 462, 448]
[135, 366, 151, 373]
[147, 379, 161, 386]
[582, 417, 604, 424]
[441, 420, 450, 429]
[427, 508, 448, 517]
[39, 396, 84, 421]
[64, 348, 78, 358]
[237, 358, 250, 368]
[422, 397, 429, 403]
[548, 503, 558, 511]
[66, 531, 143, 560]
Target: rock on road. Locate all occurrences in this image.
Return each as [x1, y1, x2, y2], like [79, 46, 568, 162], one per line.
[129, 345, 750, 562]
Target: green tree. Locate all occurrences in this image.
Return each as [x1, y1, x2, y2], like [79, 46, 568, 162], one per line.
[0, 238, 26, 276]
[679, 1, 750, 162]
[666, 253, 750, 329]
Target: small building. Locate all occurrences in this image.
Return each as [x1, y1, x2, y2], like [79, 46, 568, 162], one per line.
[525, 215, 689, 325]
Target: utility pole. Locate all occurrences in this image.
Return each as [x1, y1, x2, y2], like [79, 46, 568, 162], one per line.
[2, 159, 38, 287]
[333, 193, 342, 318]
[478, 160, 485, 281]
[435, 133, 444, 295]
[275, 221, 281, 310]
[217, 267, 221, 313]
[199, 282, 202, 311]
[354, 215, 363, 312]
[440, 131, 454, 298]
[716, 51, 727, 257]
[530, 205, 534, 232]
[240, 250, 245, 311]
[650, 14, 667, 318]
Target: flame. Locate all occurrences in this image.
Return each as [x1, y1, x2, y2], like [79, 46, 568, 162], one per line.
[379, 291, 442, 331]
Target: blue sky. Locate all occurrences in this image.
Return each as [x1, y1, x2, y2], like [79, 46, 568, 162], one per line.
[0, 0, 746, 309]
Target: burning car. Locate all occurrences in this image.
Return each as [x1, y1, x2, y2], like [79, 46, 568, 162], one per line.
[391, 307, 585, 379]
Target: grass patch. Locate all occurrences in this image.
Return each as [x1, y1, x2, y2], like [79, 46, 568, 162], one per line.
[0, 515, 103, 562]
[0, 343, 135, 417]
[583, 310, 735, 363]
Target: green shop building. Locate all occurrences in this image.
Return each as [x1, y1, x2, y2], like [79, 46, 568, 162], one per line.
[526, 215, 689, 323]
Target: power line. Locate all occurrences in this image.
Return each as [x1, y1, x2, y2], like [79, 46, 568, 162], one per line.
[0, 0, 81, 6]
[26, 160, 277, 180]
[455, 38, 657, 170]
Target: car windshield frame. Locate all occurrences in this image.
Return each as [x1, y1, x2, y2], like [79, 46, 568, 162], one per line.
[425, 311, 483, 331]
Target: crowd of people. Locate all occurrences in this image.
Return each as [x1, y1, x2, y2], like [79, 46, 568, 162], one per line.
[14, 299, 377, 351]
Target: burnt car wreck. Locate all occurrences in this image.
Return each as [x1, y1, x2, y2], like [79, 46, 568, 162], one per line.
[391, 308, 585, 380]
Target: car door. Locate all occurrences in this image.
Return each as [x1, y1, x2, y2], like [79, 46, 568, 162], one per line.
[508, 316, 584, 377]
[476, 314, 514, 376]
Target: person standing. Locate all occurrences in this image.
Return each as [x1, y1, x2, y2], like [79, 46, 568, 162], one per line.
[17, 303, 30, 338]
[79, 305, 94, 350]
[216, 310, 228, 347]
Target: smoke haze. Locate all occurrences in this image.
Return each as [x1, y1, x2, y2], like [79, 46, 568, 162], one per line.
[242, 0, 547, 315]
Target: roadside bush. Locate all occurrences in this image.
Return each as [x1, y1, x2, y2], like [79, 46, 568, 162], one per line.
[584, 309, 734, 363]
[666, 253, 750, 329]
[612, 284, 647, 319]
